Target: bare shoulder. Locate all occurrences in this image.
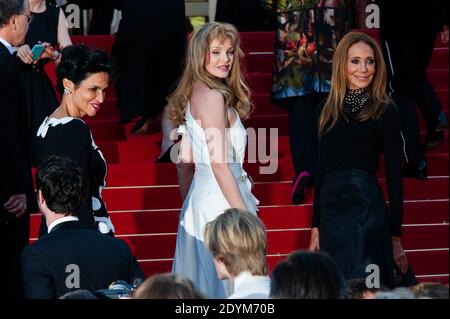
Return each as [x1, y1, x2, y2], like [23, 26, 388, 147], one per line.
[190, 83, 226, 119]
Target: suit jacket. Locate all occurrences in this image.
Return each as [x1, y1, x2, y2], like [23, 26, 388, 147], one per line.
[0, 43, 32, 208]
[21, 221, 144, 299]
[0, 43, 34, 217]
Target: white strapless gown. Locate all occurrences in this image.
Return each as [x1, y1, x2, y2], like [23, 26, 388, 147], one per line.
[172, 103, 259, 298]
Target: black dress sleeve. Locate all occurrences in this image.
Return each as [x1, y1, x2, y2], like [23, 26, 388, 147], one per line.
[0, 57, 32, 196]
[311, 101, 326, 229]
[60, 119, 92, 170]
[381, 103, 404, 237]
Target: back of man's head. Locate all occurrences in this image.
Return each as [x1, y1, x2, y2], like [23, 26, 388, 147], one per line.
[0, 0, 26, 28]
[270, 250, 346, 299]
[36, 156, 87, 216]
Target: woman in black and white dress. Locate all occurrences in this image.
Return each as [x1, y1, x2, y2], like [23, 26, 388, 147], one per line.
[35, 44, 114, 236]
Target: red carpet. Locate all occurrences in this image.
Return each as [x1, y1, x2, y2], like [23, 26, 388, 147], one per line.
[36, 30, 448, 284]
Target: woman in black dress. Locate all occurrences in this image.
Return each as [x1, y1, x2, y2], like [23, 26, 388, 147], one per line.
[308, 32, 409, 288]
[16, 0, 71, 165]
[111, 0, 186, 136]
[35, 44, 114, 236]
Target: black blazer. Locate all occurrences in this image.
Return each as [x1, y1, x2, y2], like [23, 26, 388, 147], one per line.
[0, 43, 34, 216]
[21, 221, 144, 299]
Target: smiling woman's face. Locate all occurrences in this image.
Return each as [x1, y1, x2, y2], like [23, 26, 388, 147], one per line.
[205, 38, 234, 79]
[68, 72, 109, 118]
[346, 41, 375, 90]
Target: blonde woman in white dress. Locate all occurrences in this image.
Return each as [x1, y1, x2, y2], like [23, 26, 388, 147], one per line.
[169, 22, 259, 298]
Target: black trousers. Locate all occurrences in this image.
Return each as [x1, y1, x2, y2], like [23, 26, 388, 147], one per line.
[89, 4, 115, 35]
[379, 31, 442, 163]
[275, 93, 328, 183]
[0, 213, 30, 299]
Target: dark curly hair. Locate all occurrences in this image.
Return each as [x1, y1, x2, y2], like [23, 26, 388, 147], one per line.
[36, 155, 87, 216]
[0, 0, 26, 27]
[56, 43, 112, 95]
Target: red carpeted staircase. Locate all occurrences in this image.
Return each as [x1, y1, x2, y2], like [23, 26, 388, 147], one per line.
[35, 30, 449, 284]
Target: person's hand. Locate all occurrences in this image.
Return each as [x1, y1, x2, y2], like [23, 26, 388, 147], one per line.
[16, 44, 34, 64]
[3, 193, 27, 218]
[308, 227, 320, 251]
[39, 42, 60, 62]
[392, 236, 408, 274]
[441, 25, 449, 45]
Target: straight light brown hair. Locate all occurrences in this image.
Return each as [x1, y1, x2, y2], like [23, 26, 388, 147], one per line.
[318, 32, 392, 137]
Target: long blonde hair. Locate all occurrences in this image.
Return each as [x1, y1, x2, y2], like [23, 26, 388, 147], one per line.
[318, 32, 391, 137]
[169, 22, 252, 125]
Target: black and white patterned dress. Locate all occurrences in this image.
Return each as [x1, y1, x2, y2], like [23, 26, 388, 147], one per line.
[35, 117, 114, 237]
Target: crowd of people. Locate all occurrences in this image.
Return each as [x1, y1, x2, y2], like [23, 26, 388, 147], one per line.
[0, 0, 448, 300]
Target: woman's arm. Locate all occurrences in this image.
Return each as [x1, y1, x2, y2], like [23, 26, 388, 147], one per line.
[56, 8, 72, 53]
[382, 103, 408, 274]
[41, 9, 72, 63]
[176, 133, 194, 202]
[197, 90, 248, 210]
[309, 104, 326, 251]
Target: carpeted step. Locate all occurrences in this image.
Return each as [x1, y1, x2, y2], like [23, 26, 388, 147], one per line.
[96, 132, 448, 165]
[105, 224, 448, 261]
[88, 119, 126, 141]
[84, 102, 449, 142]
[93, 88, 447, 119]
[99, 177, 448, 211]
[264, 250, 449, 278]
[101, 153, 448, 186]
[72, 35, 115, 53]
[246, 53, 273, 74]
[416, 275, 449, 284]
[430, 48, 449, 69]
[86, 113, 448, 143]
[240, 32, 275, 53]
[29, 200, 448, 238]
[75, 86, 448, 124]
[429, 69, 450, 90]
[137, 249, 448, 279]
[94, 100, 121, 120]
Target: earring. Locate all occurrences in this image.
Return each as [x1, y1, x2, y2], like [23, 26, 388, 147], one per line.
[64, 88, 72, 95]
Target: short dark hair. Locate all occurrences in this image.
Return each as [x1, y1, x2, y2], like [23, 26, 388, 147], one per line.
[0, 0, 25, 27]
[270, 250, 346, 299]
[35, 156, 87, 216]
[55, 43, 112, 95]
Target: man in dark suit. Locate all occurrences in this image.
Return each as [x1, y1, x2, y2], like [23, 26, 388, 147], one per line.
[0, 0, 35, 299]
[21, 156, 144, 299]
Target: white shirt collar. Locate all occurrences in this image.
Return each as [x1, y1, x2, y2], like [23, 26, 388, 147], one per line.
[229, 272, 271, 299]
[0, 37, 15, 55]
[47, 216, 79, 233]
